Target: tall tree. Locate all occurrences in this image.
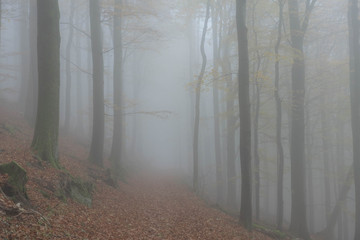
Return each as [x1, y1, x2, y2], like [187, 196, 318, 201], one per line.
[274, 0, 285, 230]
[288, 0, 316, 238]
[193, 0, 210, 191]
[348, 0, 360, 239]
[88, 0, 105, 167]
[64, 0, 75, 132]
[236, 0, 252, 230]
[25, 0, 38, 126]
[110, 0, 123, 176]
[210, 0, 223, 206]
[31, 0, 61, 167]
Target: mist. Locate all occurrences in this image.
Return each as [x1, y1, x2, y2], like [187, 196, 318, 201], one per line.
[0, 0, 359, 239]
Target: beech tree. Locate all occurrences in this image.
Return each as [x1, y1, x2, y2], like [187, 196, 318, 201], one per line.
[109, 0, 124, 176]
[31, 0, 61, 167]
[193, 0, 210, 191]
[236, 0, 252, 230]
[88, 0, 105, 167]
[288, 0, 316, 238]
[348, 0, 360, 238]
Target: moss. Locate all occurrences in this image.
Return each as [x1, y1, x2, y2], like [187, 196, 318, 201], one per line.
[0, 161, 28, 202]
[58, 173, 94, 207]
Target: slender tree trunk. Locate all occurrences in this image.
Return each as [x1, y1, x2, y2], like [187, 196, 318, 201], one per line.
[64, 0, 75, 133]
[31, 0, 60, 168]
[75, 13, 84, 139]
[19, 0, 29, 111]
[193, 0, 210, 191]
[88, 0, 104, 167]
[236, 0, 252, 230]
[321, 95, 331, 225]
[110, 0, 123, 176]
[222, 40, 236, 211]
[318, 167, 353, 239]
[305, 107, 315, 233]
[274, 0, 285, 230]
[211, 1, 223, 206]
[348, 0, 360, 239]
[250, 2, 261, 221]
[288, 0, 314, 238]
[25, 0, 38, 126]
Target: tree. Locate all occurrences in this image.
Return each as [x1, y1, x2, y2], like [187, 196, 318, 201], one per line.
[64, 0, 75, 133]
[288, 0, 316, 238]
[193, 0, 210, 191]
[236, 0, 252, 230]
[109, 0, 124, 176]
[88, 0, 105, 167]
[24, 0, 38, 126]
[31, 0, 61, 167]
[210, 0, 223, 206]
[348, 0, 360, 238]
[274, 0, 285, 231]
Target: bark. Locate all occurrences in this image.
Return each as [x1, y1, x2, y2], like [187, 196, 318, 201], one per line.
[348, 0, 360, 239]
[31, 0, 61, 168]
[88, 0, 105, 167]
[236, 0, 252, 230]
[274, 0, 285, 231]
[64, 0, 75, 133]
[110, 0, 123, 176]
[193, 0, 210, 192]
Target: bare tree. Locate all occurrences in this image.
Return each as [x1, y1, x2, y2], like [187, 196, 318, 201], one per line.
[288, 0, 316, 238]
[110, 0, 124, 177]
[348, 0, 360, 239]
[236, 0, 252, 230]
[88, 0, 105, 167]
[193, 0, 210, 192]
[31, 0, 61, 168]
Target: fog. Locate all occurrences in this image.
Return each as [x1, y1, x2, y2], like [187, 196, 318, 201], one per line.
[0, 0, 359, 239]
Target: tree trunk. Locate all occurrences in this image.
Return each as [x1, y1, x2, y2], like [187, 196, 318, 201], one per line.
[274, 0, 285, 230]
[193, 0, 210, 192]
[19, 0, 29, 111]
[348, 0, 360, 239]
[211, 1, 223, 206]
[318, 167, 353, 239]
[321, 95, 331, 225]
[25, 0, 38, 127]
[236, 0, 252, 230]
[110, 0, 123, 176]
[88, 0, 105, 167]
[288, 0, 313, 238]
[64, 0, 75, 133]
[31, 0, 61, 168]
[221, 40, 236, 211]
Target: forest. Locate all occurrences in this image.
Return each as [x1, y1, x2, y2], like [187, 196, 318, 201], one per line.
[0, 0, 359, 239]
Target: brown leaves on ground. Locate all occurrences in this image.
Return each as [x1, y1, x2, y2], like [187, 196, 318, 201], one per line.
[0, 103, 274, 239]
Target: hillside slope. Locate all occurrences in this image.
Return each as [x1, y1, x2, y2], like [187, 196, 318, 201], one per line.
[0, 103, 275, 239]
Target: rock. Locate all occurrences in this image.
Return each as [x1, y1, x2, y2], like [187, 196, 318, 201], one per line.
[59, 173, 94, 207]
[0, 161, 28, 203]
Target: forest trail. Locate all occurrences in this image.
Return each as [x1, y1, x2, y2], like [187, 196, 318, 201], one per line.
[0, 103, 274, 239]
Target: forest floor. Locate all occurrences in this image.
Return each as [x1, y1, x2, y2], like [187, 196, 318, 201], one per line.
[0, 103, 280, 240]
